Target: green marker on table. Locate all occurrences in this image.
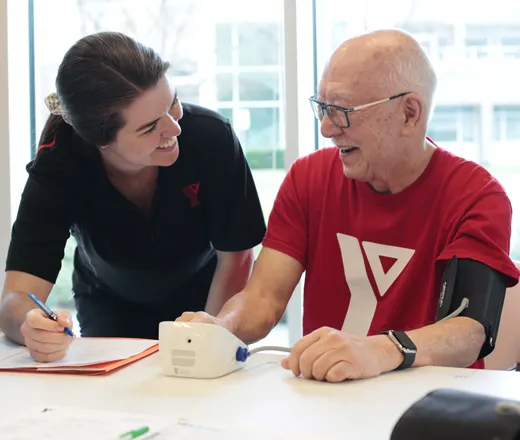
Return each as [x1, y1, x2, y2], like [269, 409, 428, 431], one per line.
[118, 426, 150, 439]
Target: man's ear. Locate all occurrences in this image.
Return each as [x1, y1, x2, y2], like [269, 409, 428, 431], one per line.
[401, 93, 423, 136]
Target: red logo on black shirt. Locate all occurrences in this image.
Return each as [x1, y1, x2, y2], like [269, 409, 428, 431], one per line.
[182, 182, 200, 207]
[37, 134, 57, 153]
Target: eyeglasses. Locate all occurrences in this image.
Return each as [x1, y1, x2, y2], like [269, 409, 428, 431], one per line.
[309, 92, 411, 128]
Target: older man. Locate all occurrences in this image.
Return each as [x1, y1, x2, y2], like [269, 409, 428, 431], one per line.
[178, 30, 519, 382]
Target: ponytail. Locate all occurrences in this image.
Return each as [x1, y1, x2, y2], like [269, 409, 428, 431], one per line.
[38, 114, 71, 147]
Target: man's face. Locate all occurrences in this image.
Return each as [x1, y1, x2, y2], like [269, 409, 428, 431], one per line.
[317, 62, 403, 184]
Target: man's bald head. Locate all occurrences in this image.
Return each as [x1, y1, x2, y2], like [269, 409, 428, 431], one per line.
[324, 29, 437, 119]
[316, 29, 439, 192]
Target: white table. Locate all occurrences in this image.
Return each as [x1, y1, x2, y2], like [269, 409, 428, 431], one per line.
[1, 352, 520, 439]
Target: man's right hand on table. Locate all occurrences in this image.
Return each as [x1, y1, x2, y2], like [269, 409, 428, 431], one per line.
[20, 308, 74, 362]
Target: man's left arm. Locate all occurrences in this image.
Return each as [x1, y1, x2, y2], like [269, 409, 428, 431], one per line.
[378, 316, 485, 372]
[281, 316, 485, 383]
[204, 250, 254, 316]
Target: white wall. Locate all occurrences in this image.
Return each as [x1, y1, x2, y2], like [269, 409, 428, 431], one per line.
[0, 0, 12, 287]
[7, 0, 30, 220]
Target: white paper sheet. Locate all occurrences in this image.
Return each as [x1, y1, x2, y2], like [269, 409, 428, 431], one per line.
[0, 407, 297, 440]
[0, 407, 170, 440]
[0, 335, 157, 369]
[157, 421, 299, 439]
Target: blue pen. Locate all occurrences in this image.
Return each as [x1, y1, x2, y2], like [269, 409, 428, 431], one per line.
[28, 292, 75, 337]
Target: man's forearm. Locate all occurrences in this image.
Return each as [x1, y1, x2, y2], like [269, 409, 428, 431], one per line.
[208, 247, 303, 344]
[411, 317, 486, 367]
[378, 317, 486, 372]
[204, 250, 254, 316]
[216, 289, 283, 344]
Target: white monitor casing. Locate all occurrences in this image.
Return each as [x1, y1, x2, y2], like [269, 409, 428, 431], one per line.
[159, 321, 248, 379]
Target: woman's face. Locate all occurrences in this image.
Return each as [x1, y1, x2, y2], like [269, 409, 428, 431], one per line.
[101, 76, 183, 171]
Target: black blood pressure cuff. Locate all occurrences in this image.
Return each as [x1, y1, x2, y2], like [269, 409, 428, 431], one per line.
[390, 389, 520, 440]
[436, 256, 507, 359]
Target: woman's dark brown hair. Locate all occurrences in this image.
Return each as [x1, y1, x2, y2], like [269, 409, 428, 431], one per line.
[40, 31, 170, 146]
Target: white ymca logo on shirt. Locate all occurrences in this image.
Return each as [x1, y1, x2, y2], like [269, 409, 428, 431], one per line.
[336, 233, 415, 336]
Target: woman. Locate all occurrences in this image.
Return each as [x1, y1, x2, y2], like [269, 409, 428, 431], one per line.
[0, 32, 266, 362]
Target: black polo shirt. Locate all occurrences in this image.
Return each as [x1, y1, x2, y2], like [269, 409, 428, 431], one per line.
[6, 103, 266, 339]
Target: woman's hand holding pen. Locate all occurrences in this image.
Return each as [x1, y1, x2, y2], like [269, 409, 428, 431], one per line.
[20, 309, 74, 362]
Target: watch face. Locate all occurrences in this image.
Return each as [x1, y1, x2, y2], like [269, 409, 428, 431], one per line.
[387, 331, 417, 353]
[394, 331, 417, 351]
[385, 331, 417, 371]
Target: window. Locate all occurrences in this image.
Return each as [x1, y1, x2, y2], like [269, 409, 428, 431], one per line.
[494, 106, 520, 141]
[239, 72, 280, 101]
[176, 84, 200, 104]
[428, 106, 479, 143]
[216, 74, 233, 101]
[31, 0, 288, 345]
[217, 107, 233, 123]
[213, 22, 285, 177]
[242, 108, 281, 150]
[428, 108, 458, 142]
[216, 23, 232, 66]
[237, 23, 280, 66]
[331, 22, 349, 50]
[465, 37, 489, 58]
[502, 37, 520, 58]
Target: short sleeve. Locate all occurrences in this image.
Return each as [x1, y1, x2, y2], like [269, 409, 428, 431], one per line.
[437, 189, 519, 287]
[199, 121, 266, 252]
[6, 149, 73, 283]
[262, 158, 309, 267]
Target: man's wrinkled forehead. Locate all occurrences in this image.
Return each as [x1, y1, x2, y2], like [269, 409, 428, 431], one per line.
[318, 53, 381, 104]
[317, 70, 364, 105]
[317, 85, 351, 103]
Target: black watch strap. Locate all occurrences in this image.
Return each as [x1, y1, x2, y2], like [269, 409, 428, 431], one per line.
[382, 330, 417, 370]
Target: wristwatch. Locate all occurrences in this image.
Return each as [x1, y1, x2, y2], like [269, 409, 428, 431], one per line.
[381, 330, 417, 370]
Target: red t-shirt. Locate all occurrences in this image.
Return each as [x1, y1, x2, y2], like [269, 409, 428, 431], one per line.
[263, 143, 520, 369]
